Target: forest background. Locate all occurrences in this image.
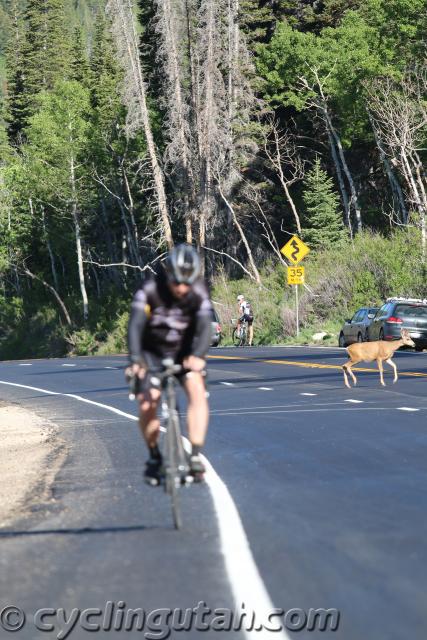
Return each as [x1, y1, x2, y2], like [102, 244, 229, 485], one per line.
[0, 0, 426, 357]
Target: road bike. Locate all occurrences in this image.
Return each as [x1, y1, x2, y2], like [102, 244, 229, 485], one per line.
[128, 359, 195, 530]
[232, 319, 248, 347]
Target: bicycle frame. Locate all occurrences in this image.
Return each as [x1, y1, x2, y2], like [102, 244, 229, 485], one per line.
[233, 319, 248, 346]
[128, 359, 191, 530]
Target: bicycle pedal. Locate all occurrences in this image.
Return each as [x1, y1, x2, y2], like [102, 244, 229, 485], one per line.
[182, 474, 194, 486]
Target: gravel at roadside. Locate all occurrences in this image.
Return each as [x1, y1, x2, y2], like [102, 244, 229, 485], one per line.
[0, 402, 65, 527]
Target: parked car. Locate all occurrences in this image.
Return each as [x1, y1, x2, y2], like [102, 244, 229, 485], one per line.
[211, 307, 222, 347]
[367, 297, 427, 351]
[339, 306, 379, 347]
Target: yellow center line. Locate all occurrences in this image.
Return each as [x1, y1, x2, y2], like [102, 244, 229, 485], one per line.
[207, 354, 427, 378]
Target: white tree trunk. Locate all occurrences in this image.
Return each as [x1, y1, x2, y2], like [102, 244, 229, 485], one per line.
[367, 110, 407, 224]
[324, 109, 362, 232]
[107, 0, 173, 248]
[70, 153, 89, 321]
[218, 181, 261, 284]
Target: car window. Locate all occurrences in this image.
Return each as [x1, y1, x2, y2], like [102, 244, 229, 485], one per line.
[351, 310, 361, 322]
[211, 308, 220, 322]
[377, 303, 389, 318]
[369, 308, 379, 316]
[395, 304, 427, 318]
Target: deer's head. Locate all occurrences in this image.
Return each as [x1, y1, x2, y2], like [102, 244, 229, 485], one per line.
[401, 328, 415, 347]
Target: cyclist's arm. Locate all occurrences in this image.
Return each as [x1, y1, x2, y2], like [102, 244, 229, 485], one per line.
[191, 312, 212, 358]
[128, 291, 149, 364]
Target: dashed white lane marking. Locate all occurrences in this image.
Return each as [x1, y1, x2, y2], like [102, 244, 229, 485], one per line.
[219, 381, 235, 386]
[345, 399, 364, 404]
[397, 407, 419, 412]
[300, 392, 317, 396]
[18, 364, 32, 366]
[0, 378, 289, 639]
[211, 407, 426, 416]
[104, 366, 119, 370]
[62, 364, 76, 367]
[258, 387, 273, 391]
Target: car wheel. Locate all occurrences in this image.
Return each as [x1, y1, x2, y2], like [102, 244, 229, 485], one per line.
[357, 333, 363, 342]
[339, 333, 346, 348]
[379, 329, 384, 341]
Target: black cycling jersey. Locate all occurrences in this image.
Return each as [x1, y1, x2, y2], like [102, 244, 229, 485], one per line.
[128, 270, 213, 364]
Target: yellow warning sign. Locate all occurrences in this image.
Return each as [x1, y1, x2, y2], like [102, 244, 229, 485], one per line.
[280, 235, 310, 265]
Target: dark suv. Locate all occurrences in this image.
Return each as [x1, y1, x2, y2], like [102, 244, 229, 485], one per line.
[339, 307, 379, 347]
[367, 298, 427, 351]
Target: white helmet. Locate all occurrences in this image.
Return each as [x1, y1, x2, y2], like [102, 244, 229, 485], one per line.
[237, 294, 244, 301]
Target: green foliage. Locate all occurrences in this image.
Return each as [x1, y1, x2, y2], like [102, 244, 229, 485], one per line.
[0, 304, 68, 359]
[301, 157, 347, 250]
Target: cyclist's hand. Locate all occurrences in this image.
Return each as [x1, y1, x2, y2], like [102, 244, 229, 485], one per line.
[125, 363, 146, 380]
[183, 355, 205, 372]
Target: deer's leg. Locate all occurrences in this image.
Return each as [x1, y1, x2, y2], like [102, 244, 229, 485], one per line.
[342, 364, 351, 388]
[386, 357, 398, 383]
[377, 358, 385, 386]
[343, 360, 357, 387]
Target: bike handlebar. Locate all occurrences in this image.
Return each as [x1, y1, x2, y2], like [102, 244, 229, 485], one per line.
[127, 358, 205, 400]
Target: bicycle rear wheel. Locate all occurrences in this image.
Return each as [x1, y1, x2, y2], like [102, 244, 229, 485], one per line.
[241, 324, 248, 346]
[232, 326, 246, 347]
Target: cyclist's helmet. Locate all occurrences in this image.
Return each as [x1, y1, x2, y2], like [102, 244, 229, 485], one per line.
[237, 294, 244, 301]
[164, 243, 201, 284]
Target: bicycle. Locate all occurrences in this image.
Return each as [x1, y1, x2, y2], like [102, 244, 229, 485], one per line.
[128, 358, 196, 530]
[232, 319, 248, 347]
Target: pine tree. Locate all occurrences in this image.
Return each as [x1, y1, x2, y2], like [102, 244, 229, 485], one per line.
[22, 0, 71, 117]
[4, 0, 27, 140]
[70, 27, 91, 87]
[301, 157, 347, 250]
[90, 14, 123, 131]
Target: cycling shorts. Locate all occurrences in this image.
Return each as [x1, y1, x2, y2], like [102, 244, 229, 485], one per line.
[240, 314, 254, 325]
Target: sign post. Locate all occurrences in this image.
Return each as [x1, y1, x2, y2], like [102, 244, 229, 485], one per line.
[280, 236, 310, 337]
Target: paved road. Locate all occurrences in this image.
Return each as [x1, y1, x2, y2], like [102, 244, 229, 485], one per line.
[0, 345, 426, 639]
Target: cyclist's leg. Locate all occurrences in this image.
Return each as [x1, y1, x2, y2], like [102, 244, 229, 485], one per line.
[136, 351, 162, 446]
[247, 315, 254, 346]
[183, 371, 208, 446]
[138, 385, 162, 484]
[182, 371, 208, 475]
[138, 386, 161, 447]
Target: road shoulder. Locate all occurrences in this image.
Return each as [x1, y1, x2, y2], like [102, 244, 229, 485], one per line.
[0, 402, 66, 527]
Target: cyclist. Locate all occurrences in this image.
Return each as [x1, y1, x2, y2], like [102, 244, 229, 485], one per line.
[236, 294, 254, 346]
[127, 244, 213, 485]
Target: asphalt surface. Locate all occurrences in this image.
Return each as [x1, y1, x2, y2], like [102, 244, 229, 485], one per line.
[0, 345, 426, 640]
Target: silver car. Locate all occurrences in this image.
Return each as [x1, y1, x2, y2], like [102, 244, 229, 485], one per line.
[211, 308, 222, 347]
[339, 307, 379, 347]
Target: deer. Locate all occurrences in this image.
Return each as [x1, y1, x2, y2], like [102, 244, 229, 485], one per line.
[342, 328, 415, 388]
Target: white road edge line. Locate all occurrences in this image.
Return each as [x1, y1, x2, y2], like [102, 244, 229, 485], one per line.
[219, 381, 235, 386]
[0, 379, 289, 639]
[344, 399, 364, 404]
[258, 387, 273, 391]
[300, 392, 317, 396]
[18, 364, 32, 366]
[397, 407, 419, 412]
[62, 364, 76, 367]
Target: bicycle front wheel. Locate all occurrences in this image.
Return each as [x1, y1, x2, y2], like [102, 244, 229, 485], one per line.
[164, 410, 183, 530]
